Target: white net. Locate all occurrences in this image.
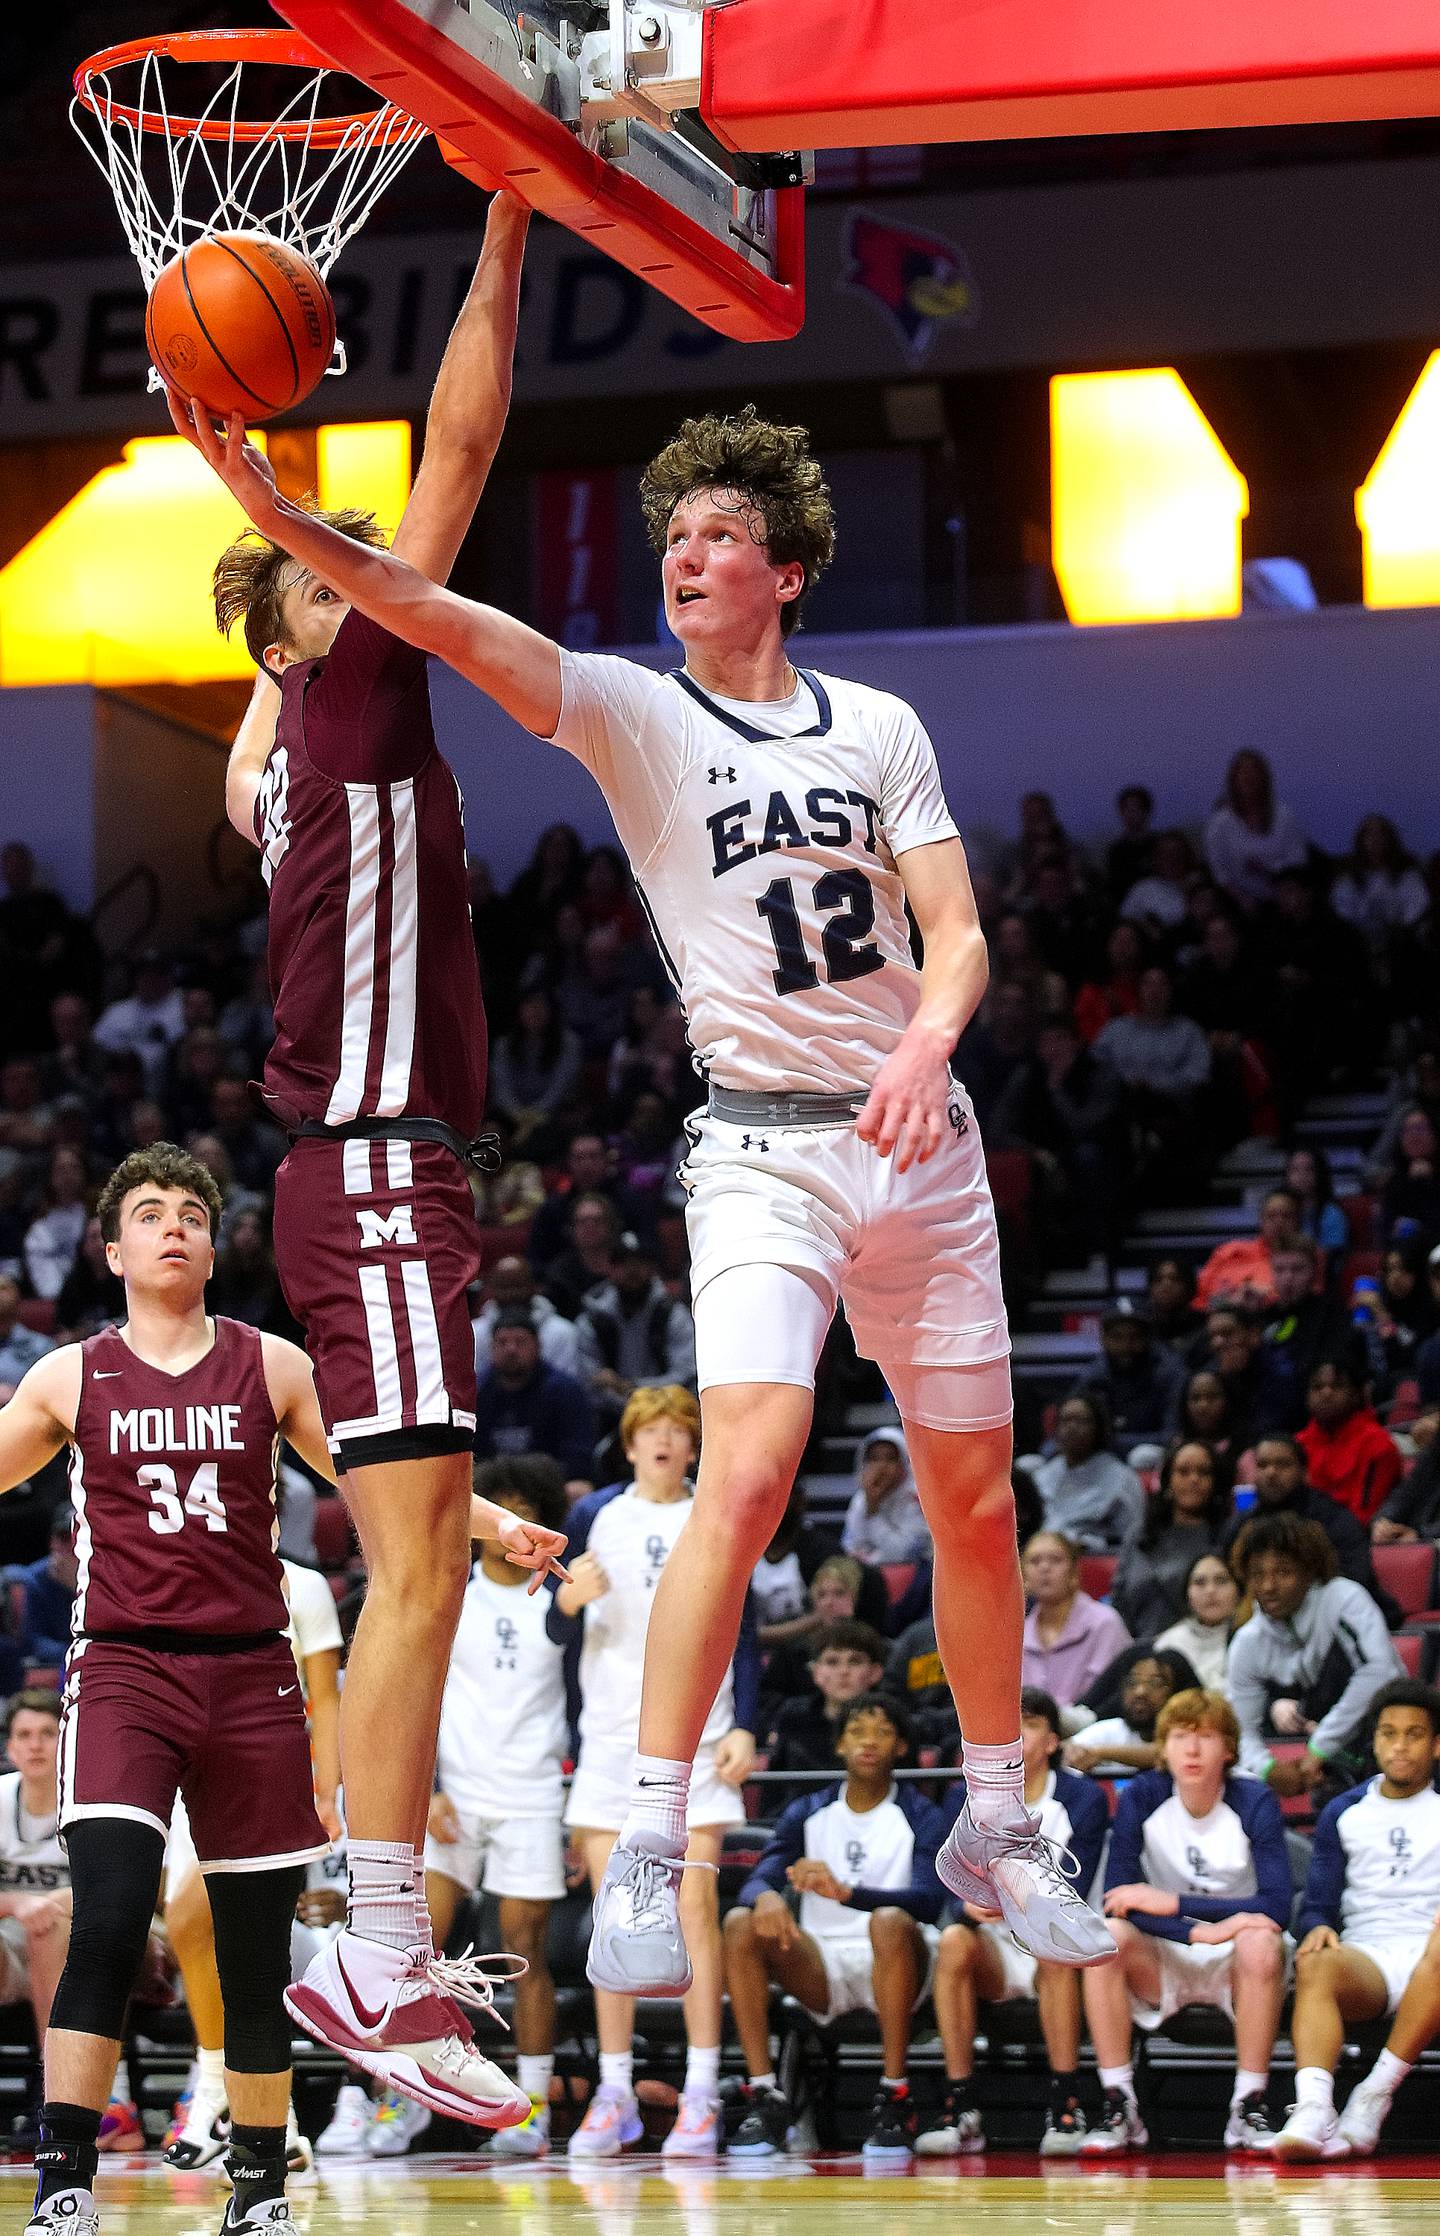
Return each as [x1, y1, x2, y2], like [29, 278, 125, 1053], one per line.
[72, 41, 427, 383]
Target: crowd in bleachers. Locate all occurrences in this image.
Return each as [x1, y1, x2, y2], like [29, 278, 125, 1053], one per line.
[0, 740, 1438, 2159]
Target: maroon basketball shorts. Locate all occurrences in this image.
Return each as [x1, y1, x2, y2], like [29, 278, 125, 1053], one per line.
[58, 1635, 327, 1873]
[272, 1135, 482, 1471]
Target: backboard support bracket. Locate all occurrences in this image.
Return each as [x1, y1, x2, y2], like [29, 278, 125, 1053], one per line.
[274, 0, 805, 342]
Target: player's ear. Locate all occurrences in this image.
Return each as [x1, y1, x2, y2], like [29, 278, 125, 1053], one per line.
[104, 1239, 123, 1278]
[261, 642, 289, 678]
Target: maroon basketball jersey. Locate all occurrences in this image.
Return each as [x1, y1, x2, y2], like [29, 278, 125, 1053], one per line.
[254, 610, 488, 1135]
[69, 1318, 290, 1641]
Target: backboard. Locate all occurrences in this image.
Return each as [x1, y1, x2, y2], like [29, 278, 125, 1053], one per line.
[274, 0, 806, 343]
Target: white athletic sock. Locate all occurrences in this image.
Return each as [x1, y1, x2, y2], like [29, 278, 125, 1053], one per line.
[620, 1754, 690, 1851]
[960, 1737, 1026, 1828]
[749, 2072, 777, 2094]
[1370, 2047, 1413, 2096]
[197, 2048, 226, 2097]
[347, 1839, 420, 1953]
[1098, 2064, 1135, 2102]
[599, 2051, 634, 2098]
[1231, 2068, 1268, 2106]
[1295, 2067, 1334, 2111]
[110, 2059, 131, 2102]
[685, 2045, 721, 2095]
[518, 2054, 554, 2102]
[413, 1853, 434, 1956]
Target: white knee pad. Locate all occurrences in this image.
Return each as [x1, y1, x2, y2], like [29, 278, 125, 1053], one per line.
[886, 1355, 1014, 1433]
[693, 1261, 835, 1392]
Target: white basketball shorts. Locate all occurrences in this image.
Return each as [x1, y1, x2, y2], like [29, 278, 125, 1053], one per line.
[680, 1078, 1010, 1421]
[423, 1810, 567, 1904]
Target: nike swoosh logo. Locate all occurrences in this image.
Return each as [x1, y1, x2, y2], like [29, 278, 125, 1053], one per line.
[277, 1684, 298, 1698]
[93, 1371, 123, 1379]
[335, 1946, 389, 2032]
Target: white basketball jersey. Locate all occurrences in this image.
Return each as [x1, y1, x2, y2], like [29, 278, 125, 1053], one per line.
[552, 657, 959, 1096]
[578, 1489, 736, 1753]
[0, 1772, 66, 1893]
[437, 1566, 568, 1821]
[1335, 1781, 1440, 1943]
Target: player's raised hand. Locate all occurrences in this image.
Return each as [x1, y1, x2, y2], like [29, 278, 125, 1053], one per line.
[857, 1024, 951, 1173]
[493, 1510, 572, 1596]
[164, 388, 280, 525]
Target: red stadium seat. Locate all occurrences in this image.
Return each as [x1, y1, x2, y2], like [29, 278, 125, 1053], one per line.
[1078, 1554, 1116, 1602]
[1395, 1631, 1427, 1678]
[1372, 1542, 1437, 1621]
[880, 1561, 918, 1609]
[313, 1496, 356, 1572]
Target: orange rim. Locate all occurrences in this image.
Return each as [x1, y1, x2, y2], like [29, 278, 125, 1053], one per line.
[72, 27, 424, 147]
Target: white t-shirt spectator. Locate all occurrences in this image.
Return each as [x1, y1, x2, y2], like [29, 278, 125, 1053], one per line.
[1204, 801, 1308, 907]
[23, 1205, 86, 1302]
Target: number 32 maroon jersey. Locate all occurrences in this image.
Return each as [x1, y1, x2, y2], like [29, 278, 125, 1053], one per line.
[68, 1318, 290, 1642]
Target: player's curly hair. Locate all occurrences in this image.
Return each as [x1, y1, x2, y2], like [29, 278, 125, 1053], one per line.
[97, 1143, 224, 1244]
[639, 403, 835, 637]
[213, 502, 388, 668]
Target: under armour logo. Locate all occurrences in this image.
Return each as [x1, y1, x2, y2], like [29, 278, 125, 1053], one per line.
[708, 766, 737, 784]
[740, 1134, 770, 1153]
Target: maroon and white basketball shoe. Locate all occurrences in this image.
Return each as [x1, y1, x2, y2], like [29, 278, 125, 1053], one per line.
[284, 1932, 529, 2128]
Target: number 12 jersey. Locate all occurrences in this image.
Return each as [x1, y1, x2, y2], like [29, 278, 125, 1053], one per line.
[550, 658, 959, 1097]
[68, 1318, 289, 1643]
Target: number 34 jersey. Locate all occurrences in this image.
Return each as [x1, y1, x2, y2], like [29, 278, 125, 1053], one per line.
[67, 1318, 289, 1643]
[551, 657, 959, 1097]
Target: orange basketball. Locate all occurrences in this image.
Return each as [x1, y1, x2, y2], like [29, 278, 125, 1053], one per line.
[146, 232, 336, 423]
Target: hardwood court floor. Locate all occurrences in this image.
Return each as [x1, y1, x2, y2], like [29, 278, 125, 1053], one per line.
[6, 2152, 1438, 2236]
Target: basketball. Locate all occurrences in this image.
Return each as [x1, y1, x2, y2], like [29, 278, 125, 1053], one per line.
[145, 232, 336, 422]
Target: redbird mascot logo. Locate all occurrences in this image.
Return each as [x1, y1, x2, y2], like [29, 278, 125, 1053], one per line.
[842, 211, 978, 359]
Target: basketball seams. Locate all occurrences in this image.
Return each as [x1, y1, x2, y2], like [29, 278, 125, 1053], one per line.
[177, 241, 288, 414]
[151, 235, 332, 419]
[206, 235, 304, 409]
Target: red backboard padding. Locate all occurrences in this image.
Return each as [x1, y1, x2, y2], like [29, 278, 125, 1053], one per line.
[702, 1, 1440, 153]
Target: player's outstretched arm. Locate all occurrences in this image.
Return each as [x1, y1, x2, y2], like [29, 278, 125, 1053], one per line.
[857, 836, 989, 1172]
[391, 193, 530, 587]
[0, 1349, 80, 1495]
[168, 393, 564, 738]
[260, 1333, 338, 1486]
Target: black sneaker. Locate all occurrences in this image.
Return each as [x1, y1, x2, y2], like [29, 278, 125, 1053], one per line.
[1040, 2096, 1089, 2157]
[862, 2085, 919, 2162]
[730, 2084, 791, 2158]
[1224, 2092, 1279, 2154]
[1077, 2087, 1148, 2154]
[915, 2081, 983, 2156]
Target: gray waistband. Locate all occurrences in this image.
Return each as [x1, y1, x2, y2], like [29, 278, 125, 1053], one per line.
[708, 1084, 867, 1129]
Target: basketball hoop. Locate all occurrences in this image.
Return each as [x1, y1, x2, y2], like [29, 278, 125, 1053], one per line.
[71, 29, 428, 383]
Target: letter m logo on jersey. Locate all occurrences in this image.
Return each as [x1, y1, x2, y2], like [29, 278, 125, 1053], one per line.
[356, 1203, 418, 1249]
